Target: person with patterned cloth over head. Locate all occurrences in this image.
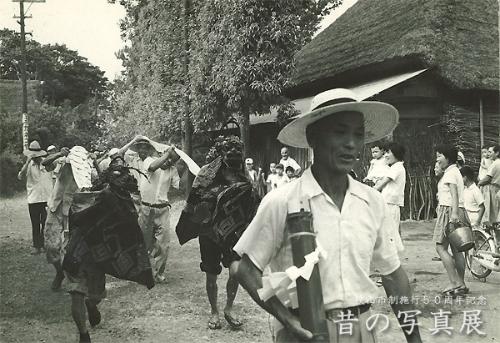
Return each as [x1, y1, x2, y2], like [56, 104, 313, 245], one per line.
[231, 89, 421, 343]
[176, 136, 260, 331]
[63, 156, 154, 343]
[42, 146, 92, 291]
[17, 140, 53, 255]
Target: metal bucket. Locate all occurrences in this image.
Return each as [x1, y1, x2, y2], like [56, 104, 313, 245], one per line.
[445, 221, 474, 252]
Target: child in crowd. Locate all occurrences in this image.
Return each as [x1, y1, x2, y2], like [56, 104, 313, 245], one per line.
[265, 163, 277, 193]
[374, 142, 406, 253]
[460, 166, 485, 227]
[272, 164, 289, 189]
[478, 146, 492, 182]
[363, 143, 389, 186]
[285, 166, 297, 181]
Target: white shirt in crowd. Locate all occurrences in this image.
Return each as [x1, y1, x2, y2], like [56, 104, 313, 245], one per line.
[266, 172, 276, 184]
[272, 174, 290, 189]
[478, 158, 491, 181]
[279, 157, 301, 173]
[366, 158, 390, 183]
[124, 152, 146, 184]
[463, 183, 484, 213]
[381, 161, 406, 207]
[234, 168, 400, 310]
[25, 161, 53, 204]
[437, 164, 465, 208]
[140, 157, 180, 204]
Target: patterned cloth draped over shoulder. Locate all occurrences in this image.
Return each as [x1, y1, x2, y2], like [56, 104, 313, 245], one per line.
[176, 156, 261, 249]
[63, 188, 154, 289]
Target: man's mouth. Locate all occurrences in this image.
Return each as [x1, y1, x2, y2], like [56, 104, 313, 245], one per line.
[339, 154, 355, 162]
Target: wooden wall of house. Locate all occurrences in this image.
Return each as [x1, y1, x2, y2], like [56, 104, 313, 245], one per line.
[441, 91, 500, 172]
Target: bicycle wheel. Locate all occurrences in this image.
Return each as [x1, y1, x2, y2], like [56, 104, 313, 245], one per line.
[466, 229, 495, 279]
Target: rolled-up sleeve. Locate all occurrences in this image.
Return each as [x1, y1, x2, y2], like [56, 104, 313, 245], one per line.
[233, 191, 288, 271]
[371, 203, 401, 275]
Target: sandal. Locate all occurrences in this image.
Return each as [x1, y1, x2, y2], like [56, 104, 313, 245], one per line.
[441, 286, 459, 296]
[224, 312, 243, 329]
[452, 286, 469, 297]
[208, 316, 221, 330]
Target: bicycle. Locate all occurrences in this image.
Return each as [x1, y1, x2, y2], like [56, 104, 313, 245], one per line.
[466, 222, 500, 279]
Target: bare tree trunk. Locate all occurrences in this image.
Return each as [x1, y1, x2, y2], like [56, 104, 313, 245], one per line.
[239, 111, 251, 158]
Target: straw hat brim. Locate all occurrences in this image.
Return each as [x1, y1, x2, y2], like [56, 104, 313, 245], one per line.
[277, 102, 399, 148]
[23, 149, 47, 158]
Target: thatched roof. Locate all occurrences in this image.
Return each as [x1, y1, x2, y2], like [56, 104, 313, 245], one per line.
[288, 0, 499, 98]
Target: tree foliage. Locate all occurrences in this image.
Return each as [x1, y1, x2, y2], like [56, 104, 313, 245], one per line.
[109, 0, 341, 155]
[190, 0, 341, 155]
[0, 29, 108, 106]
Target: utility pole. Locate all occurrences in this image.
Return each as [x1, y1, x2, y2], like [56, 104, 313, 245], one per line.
[14, 0, 30, 150]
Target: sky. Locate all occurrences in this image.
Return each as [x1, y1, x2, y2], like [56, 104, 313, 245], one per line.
[0, 0, 358, 81]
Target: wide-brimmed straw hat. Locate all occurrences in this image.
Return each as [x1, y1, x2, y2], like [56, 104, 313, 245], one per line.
[277, 88, 399, 148]
[23, 140, 47, 158]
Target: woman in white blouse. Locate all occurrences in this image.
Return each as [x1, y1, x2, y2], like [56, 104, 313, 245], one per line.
[433, 144, 470, 297]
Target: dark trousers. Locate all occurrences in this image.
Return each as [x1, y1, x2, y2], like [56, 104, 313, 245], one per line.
[28, 202, 47, 249]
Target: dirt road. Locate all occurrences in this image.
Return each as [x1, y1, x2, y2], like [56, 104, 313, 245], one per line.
[1, 194, 499, 342]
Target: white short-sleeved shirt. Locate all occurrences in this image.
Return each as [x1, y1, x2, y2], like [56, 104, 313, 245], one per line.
[140, 157, 180, 204]
[25, 161, 53, 204]
[366, 158, 390, 182]
[233, 168, 401, 310]
[266, 173, 277, 184]
[478, 158, 491, 181]
[279, 157, 301, 173]
[273, 174, 290, 189]
[486, 159, 500, 187]
[125, 152, 147, 184]
[438, 164, 465, 207]
[464, 183, 485, 213]
[381, 161, 406, 207]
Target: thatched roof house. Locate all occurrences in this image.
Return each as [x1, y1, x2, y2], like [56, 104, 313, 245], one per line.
[288, 0, 499, 98]
[279, 0, 499, 220]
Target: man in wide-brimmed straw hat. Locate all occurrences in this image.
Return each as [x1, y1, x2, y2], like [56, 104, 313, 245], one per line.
[17, 141, 53, 255]
[232, 89, 422, 343]
[42, 145, 92, 290]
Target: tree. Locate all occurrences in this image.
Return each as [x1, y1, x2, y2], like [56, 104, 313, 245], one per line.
[108, 0, 193, 143]
[190, 0, 341, 157]
[110, 0, 341, 160]
[0, 29, 108, 106]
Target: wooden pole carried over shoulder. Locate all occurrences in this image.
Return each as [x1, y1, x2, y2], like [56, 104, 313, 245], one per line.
[286, 201, 329, 342]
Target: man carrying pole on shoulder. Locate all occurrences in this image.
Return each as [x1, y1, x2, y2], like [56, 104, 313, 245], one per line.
[231, 89, 422, 342]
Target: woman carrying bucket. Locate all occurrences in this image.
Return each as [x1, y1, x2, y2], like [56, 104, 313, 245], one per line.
[433, 144, 471, 297]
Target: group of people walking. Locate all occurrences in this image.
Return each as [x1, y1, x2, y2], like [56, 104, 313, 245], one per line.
[17, 86, 500, 343]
